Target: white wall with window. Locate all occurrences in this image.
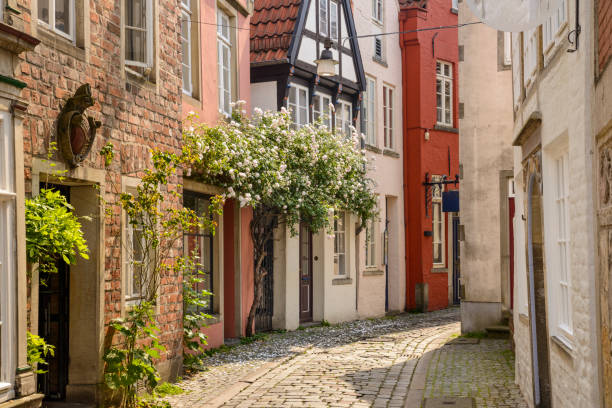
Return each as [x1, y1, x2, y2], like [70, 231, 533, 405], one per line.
[0, 111, 15, 403]
[124, 0, 154, 74]
[363, 77, 376, 146]
[335, 100, 352, 137]
[218, 9, 232, 116]
[436, 61, 453, 127]
[38, 0, 75, 41]
[318, 0, 339, 39]
[432, 176, 445, 266]
[288, 84, 309, 128]
[313, 93, 332, 128]
[383, 84, 394, 149]
[334, 212, 347, 276]
[372, 0, 383, 24]
[544, 147, 573, 344]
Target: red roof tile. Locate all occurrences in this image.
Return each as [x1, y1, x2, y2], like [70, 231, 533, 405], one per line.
[251, 0, 302, 64]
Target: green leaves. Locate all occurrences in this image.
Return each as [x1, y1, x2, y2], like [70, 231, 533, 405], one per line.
[25, 188, 90, 274]
[27, 332, 56, 374]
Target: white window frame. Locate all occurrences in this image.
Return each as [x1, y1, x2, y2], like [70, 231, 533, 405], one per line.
[335, 100, 352, 137]
[452, 0, 458, 11]
[383, 84, 394, 149]
[125, 211, 146, 304]
[363, 77, 376, 146]
[365, 218, 376, 268]
[319, 0, 329, 37]
[503, 31, 512, 66]
[334, 211, 347, 276]
[0, 112, 16, 402]
[523, 28, 538, 86]
[124, 0, 154, 71]
[372, 0, 383, 24]
[436, 61, 453, 127]
[313, 92, 332, 128]
[543, 0, 567, 52]
[217, 9, 232, 116]
[552, 151, 573, 339]
[330, 1, 338, 39]
[181, 0, 193, 95]
[432, 176, 445, 266]
[38, 0, 76, 42]
[288, 83, 309, 128]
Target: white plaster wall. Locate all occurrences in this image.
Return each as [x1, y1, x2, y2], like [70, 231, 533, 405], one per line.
[511, 1, 601, 406]
[353, 0, 406, 316]
[272, 224, 300, 331]
[458, 2, 514, 325]
[251, 81, 277, 112]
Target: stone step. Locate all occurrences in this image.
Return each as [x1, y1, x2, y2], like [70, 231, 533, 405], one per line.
[43, 403, 95, 408]
[485, 325, 510, 339]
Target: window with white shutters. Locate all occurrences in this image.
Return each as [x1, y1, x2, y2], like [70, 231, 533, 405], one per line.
[363, 77, 376, 146]
[543, 0, 567, 51]
[38, 0, 76, 41]
[523, 28, 538, 87]
[436, 61, 453, 127]
[218, 9, 232, 116]
[0, 111, 16, 402]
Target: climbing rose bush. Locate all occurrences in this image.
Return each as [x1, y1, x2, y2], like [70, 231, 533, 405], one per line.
[182, 102, 377, 335]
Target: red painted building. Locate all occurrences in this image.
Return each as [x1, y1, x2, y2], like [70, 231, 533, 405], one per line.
[399, 0, 460, 312]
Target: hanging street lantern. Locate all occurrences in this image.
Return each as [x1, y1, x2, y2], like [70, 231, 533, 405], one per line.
[314, 38, 338, 77]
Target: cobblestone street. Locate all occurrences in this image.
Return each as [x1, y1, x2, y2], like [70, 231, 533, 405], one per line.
[165, 309, 527, 408]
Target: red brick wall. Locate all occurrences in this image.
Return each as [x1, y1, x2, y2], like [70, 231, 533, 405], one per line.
[599, 0, 612, 72]
[17, 0, 184, 379]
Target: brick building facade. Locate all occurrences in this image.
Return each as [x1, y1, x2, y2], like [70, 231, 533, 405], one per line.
[399, 0, 460, 312]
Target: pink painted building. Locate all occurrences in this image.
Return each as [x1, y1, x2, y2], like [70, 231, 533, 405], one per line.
[180, 0, 254, 348]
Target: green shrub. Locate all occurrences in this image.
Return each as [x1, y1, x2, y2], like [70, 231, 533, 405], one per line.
[27, 332, 55, 374]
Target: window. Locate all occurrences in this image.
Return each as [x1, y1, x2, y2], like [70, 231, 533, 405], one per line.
[363, 77, 376, 146]
[335, 100, 352, 137]
[319, 0, 328, 37]
[383, 85, 394, 149]
[124, 0, 154, 77]
[125, 211, 145, 302]
[365, 218, 376, 268]
[452, 0, 458, 11]
[38, 0, 75, 41]
[511, 32, 522, 109]
[334, 212, 346, 276]
[436, 61, 453, 126]
[372, 0, 383, 23]
[543, 0, 567, 50]
[288, 84, 309, 128]
[432, 176, 445, 265]
[553, 152, 572, 337]
[0, 112, 15, 402]
[184, 191, 214, 314]
[374, 36, 383, 60]
[218, 9, 232, 116]
[503, 31, 512, 66]
[181, 0, 193, 95]
[313, 93, 332, 128]
[319, 0, 338, 39]
[523, 28, 538, 85]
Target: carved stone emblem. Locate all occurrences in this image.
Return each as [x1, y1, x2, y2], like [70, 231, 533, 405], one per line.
[57, 83, 101, 167]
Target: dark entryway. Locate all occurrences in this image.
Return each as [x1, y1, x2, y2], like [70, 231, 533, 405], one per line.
[527, 174, 551, 408]
[255, 235, 274, 332]
[452, 216, 461, 305]
[299, 223, 313, 323]
[38, 184, 70, 400]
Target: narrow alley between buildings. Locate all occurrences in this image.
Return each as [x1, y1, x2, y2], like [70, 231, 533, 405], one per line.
[164, 309, 526, 408]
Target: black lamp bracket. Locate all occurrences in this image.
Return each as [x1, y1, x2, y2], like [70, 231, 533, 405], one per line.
[423, 172, 460, 217]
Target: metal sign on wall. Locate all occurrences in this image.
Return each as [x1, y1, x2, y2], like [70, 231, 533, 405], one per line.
[442, 190, 459, 213]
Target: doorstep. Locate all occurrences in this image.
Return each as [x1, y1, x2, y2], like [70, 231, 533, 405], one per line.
[0, 394, 44, 408]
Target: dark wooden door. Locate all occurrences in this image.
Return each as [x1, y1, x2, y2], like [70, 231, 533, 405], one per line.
[509, 196, 515, 309]
[38, 184, 70, 400]
[299, 223, 313, 322]
[255, 234, 274, 332]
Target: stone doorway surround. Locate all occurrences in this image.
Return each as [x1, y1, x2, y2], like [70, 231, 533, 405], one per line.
[30, 158, 105, 404]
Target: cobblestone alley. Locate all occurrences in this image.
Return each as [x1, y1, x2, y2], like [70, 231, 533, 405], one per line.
[164, 309, 527, 408]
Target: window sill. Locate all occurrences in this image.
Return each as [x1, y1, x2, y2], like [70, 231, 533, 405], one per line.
[519, 312, 529, 325]
[37, 25, 85, 62]
[363, 269, 384, 277]
[332, 277, 353, 285]
[125, 67, 157, 88]
[372, 56, 388, 68]
[383, 149, 399, 158]
[551, 335, 574, 358]
[451, 8, 458, 15]
[182, 92, 201, 108]
[365, 144, 382, 154]
[434, 124, 459, 134]
[431, 267, 448, 273]
[205, 314, 222, 325]
[371, 18, 384, 28]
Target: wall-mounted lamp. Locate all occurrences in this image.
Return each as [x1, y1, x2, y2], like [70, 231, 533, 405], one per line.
[424, 129, 430, 141]
[314, 38, 338, 77]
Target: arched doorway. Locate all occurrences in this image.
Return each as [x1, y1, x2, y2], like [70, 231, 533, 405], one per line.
[527, 172, 552, 408]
